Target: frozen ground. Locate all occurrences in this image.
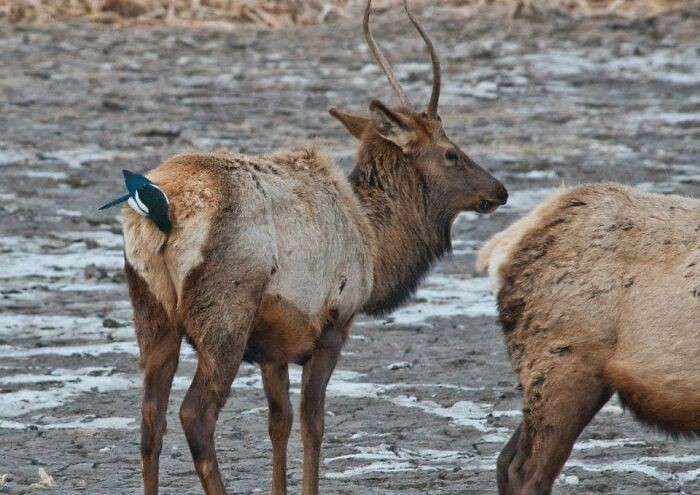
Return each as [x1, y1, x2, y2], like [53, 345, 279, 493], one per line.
[0, 5, 699, 494]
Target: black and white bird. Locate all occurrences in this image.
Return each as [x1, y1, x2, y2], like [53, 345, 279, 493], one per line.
[99, 170, 171, 233]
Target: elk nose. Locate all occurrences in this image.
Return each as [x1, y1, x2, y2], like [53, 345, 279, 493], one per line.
[495, 183, 508, 205]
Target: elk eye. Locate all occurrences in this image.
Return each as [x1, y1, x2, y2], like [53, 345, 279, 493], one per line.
[445, 149, 458, 162]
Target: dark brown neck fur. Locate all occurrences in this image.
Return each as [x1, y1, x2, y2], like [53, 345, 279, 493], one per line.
[349, 134, 454, 316]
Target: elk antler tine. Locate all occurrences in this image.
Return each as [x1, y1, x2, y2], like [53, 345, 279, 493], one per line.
[403, 0, 441, 118]
[364, 0, 413, 110]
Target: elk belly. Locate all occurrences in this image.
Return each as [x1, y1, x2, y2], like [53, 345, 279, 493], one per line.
[245, 294, 335, 365]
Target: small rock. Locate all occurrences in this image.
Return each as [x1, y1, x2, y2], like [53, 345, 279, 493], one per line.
[102, 0, 147, 18]
[135, 127, 181, 138]
[84, 264, 108, 280]
[85, 239, 100, 249]
[387, 361, 412, 371]
[102, 99, 128, 111]
[102, 318, 126, 328]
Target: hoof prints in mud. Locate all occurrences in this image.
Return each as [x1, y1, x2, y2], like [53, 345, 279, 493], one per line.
[1, 5, 700, 494]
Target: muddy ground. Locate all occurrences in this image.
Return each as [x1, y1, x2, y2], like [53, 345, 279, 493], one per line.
[1, 4, 699, 494]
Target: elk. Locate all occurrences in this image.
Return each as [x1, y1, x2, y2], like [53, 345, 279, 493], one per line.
[120, 1, 507, 494]
[477, 183, 700, 495]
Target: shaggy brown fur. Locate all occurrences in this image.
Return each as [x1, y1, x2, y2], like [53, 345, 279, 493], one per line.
[122, 3, 507, 494]
[477, 182, 700, 495]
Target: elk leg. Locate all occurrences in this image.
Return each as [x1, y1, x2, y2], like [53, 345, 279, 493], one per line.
[502, 364, 611, 495]
[262, 363, 293, 495]
[497, 422, 522, 494]
[141, 329, 182, 495]
[179, 296, 260, 495]
[179, 348, 246, 495]
[125, 262, 183, 495]
[300, 322, 346, 495]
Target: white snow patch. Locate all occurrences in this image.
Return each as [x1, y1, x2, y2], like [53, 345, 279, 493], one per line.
[498, 188, 558, 214]
[0, 341, 139, 359]
[42, 146, 119, 169]
[0, 149, 33, 165]
[389, 395, 492, 432]
[324, 444, 461, 479]
[0, 417, 136, 430]
[450, 239, 482, 256]
[0, 367, 137, 417]
[0, 314, 109, 339]
[512, 170, 560, 181]
[574, 438, 645, 451]
[480, 432, 511, 443]
[25, 170, 68, 180]
[368, 275, 496, 327]
[565, 455, 700, 483]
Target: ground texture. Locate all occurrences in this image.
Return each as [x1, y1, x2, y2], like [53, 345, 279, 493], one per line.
[0, 4, 699, 494]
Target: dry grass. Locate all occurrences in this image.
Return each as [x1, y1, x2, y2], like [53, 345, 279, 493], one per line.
[0, 0, 692, 27]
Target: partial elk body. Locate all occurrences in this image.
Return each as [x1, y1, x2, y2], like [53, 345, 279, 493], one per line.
[478, 183, 700, 495]
[121, 2, 506, 494]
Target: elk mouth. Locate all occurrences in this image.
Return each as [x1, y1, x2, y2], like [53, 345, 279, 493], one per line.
[475, 199, 499, 214]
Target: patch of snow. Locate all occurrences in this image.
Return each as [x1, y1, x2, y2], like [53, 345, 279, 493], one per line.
[367, 275, 495, 327]
[42, 146, 119, 169]
[0, 417, 136, 430]
[389, 395, 492, 432]
[0, 341, 139, 359]
[574, 438, 645, 451]
[0, 250, 122, 279]
[0, 367, 137, 417]
[24, 170, 68, 180]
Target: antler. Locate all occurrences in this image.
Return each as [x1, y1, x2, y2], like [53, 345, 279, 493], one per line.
[364, 0, 412, 110]
[403, 0, 441, 118]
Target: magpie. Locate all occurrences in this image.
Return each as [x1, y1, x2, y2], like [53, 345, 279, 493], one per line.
[99, 170, 172, 233]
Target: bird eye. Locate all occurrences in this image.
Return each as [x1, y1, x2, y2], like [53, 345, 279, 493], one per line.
[445, 149, 458, 162]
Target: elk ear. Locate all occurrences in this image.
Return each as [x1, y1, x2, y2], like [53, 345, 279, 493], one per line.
[368, 100, 415, 150]
[329, 107, 370, 139]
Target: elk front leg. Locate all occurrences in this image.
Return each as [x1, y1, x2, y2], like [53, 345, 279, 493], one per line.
[300, 324, 345, 495]
[262, 363, 293, 495]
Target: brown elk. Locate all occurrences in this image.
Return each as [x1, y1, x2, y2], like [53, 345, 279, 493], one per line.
[477, 183, 700, 495]
[120, 1, 507, 494]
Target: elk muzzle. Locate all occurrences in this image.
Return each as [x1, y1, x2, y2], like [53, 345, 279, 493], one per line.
[475, 182, 508, 213]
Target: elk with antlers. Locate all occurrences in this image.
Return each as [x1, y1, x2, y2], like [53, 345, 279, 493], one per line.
[121, 1, 507, 494]
[477, 183, 700, 494]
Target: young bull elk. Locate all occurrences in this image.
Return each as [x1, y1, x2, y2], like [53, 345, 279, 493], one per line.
[121, 1, 507, 493]
[477, 183, 700, 495]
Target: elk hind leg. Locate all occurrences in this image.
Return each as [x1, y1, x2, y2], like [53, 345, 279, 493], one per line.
[178, 290, 263, 495]
[501, 357, 612, 495]
[126, 262, 183, 495]
[497, 423, 522, 494]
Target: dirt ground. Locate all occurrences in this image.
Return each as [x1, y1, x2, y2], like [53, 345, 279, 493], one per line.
[1, 4, 699, 494]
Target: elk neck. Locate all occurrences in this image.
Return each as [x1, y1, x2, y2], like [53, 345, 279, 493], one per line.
[349, 134, 454, 316]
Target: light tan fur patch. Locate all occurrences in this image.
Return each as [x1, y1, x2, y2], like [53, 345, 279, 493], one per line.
[122, 155, 222, 315]
[477, 187, 568, 292]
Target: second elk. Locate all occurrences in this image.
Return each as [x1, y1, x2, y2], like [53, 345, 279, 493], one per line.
[478, 183, 700, 495]
[123, 1, 508, 494]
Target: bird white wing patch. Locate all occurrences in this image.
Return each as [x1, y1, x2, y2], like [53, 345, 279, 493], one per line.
[128, 192, 149, 216]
